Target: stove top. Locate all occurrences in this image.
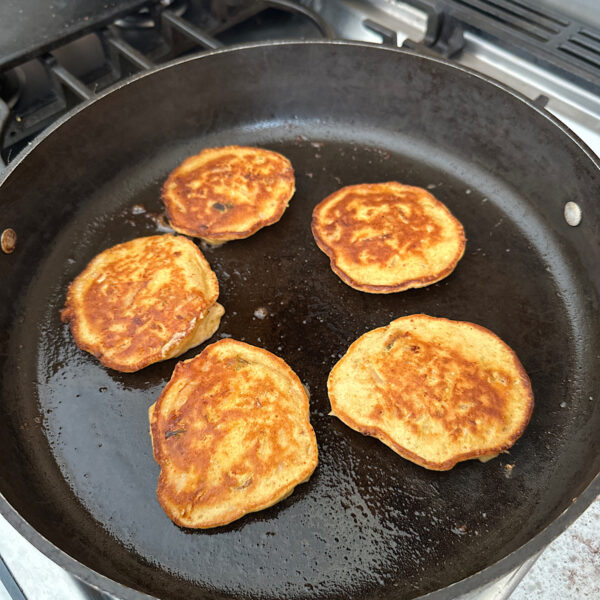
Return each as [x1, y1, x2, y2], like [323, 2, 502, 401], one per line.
[0, 2, 598, 599]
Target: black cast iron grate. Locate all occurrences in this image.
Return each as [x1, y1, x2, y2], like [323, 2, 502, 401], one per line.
[0, 0, 333, 165]
[405, 0, 600, 90]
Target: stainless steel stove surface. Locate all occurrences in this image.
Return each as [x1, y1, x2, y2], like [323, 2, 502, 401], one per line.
[0, 1, 598, 599]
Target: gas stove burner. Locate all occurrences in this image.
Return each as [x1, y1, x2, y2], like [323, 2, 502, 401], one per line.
[114, 0, 189, 29]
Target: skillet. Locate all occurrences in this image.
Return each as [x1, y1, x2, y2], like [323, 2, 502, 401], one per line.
[0, 41, 599, 600]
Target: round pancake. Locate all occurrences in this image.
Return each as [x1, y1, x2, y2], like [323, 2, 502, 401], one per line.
[328, 314, 534, 470]
[149, 339, 318, 529]
[61, 234, 222, 372]
[162, 145, 295, 244]
[312, 182, 466, 293]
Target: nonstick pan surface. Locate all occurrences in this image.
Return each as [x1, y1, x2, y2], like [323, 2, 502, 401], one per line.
[0, 42, 599, 600]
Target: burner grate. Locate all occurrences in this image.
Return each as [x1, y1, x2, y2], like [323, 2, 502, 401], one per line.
[561, 29, 600, 70]
[0, 0, 332, 166]
[405, 0, 600, 89]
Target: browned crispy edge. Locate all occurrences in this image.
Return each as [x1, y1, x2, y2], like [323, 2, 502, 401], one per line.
[150, 338, 319, 528]
[60, 235, 219, 373]
[328, 314, 535, 470]
[161, 146, 296, 243]
[311, 183, 467, 294]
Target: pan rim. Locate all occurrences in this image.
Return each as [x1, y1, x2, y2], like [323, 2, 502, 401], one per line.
[0, 39, 599, 600]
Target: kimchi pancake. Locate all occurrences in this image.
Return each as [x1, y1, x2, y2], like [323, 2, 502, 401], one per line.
[162, 145, 295, 244]
[328, 314, 534, 470]
[149, 339, 318, 528]
[312, 182, 465, 293]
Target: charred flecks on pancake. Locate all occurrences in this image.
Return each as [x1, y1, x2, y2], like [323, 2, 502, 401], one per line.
[162, 146, 296, 244]
[328, 314, 534, 470]
[311, 182, 466, 293]
[149, 339, 318, 529]
[61, 234, 223, 373]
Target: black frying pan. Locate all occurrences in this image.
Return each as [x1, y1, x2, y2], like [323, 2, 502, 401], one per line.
[0, 41, 599, 600]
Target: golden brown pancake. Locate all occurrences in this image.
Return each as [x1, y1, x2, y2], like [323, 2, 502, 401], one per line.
[311, 182, 466, 293]
[61, 234, 223, 372]
[162, 145, 295, 244]
[328, 314, 533, 470]
[149, 339, 318, 528]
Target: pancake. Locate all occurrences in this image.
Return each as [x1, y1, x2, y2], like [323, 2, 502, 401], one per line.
[311, 182, 466, 293]
[162, 145, 295, 244]
[149, 339, 318, 528]
[61, 234, 223, 372]
[328, 314, 534, 470]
